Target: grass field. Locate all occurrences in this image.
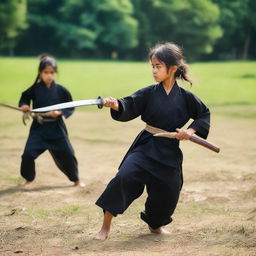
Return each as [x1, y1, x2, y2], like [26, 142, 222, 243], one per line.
[0, 58, 255, 106]
[0, 58, 256, 255]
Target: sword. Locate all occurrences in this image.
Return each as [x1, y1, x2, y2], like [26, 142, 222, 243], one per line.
[0, 103, 23, 112]
[154, 132, 220, 153]
[0, 103, 52, 125]
[31, 96, 104, 112]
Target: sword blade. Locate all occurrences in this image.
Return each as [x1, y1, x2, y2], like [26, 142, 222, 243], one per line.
[31, 97, 103, 112]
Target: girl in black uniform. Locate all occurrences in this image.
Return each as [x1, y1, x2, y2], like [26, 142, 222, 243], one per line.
[19, 55, 84, 187]
[95, 42, 210, 239]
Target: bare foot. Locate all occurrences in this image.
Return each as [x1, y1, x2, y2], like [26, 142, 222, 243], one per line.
[22, 181, 33, 187]
[74, 181, 85, 187]
[94, 211, 113, 240]
[149, 226, 171, 235]
[94, 228, 109, 240]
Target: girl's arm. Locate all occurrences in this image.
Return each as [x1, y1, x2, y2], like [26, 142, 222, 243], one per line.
[19, 86, 34, 110]
[106, 87, 150, 122]
[185, 91, 210, 139]
[60, 87, 74, 118]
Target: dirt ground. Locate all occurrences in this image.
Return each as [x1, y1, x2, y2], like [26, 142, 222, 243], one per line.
[0, 106, 255, 256]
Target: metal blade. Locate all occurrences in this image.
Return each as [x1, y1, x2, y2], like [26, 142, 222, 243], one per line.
[32, 97, 103, 112]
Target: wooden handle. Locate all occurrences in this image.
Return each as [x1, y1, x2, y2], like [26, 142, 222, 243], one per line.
[189, 135, 220, 153]
[154, 132, 220, 153]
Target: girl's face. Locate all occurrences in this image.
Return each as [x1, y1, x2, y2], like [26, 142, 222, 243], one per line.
[151, 55, 170, 83]
[151, 55, 178, 83]
[40, 66, 56, 86]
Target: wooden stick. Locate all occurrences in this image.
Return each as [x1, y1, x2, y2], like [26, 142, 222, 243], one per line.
[154, 132, 220, 153]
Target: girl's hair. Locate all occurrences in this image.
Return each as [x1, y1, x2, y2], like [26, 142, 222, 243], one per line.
[149, 42, 192, 85]
[32, 54, 58, 86]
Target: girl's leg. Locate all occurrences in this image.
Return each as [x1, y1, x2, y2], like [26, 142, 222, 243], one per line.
[20, 155, 36, 182]
[49, 137, 83, 186]
[95, 211, 113, 240]
[95, 152, 150, 239]
[21, 134, 45, 183]
[142, 169, 182, 233]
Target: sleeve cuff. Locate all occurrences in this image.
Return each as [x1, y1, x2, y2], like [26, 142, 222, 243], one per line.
[110, 99, 124, 120]
[188, 120, 210, 139]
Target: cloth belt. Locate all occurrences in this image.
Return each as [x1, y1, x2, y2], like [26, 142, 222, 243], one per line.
[39, 118, 58, 123]
[32, 114, 58, 123]
[145, 124, 168, 134]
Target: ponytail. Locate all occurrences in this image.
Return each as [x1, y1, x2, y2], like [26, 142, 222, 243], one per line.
[175, 60, 193, 85]
[32, 73, 40, 87]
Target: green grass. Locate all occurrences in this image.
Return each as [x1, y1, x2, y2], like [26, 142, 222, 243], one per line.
[0, 57, 255, 106]
[0, 173, 23, 182]
[28, 207, 50, 219]
[190, 61, 256, 106]
[58, 205, 80, 216]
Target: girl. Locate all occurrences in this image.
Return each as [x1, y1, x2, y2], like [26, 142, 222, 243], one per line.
[95, 42, 210, 240]
[19, 54, 84, 187]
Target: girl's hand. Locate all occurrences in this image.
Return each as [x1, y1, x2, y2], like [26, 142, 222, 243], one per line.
[45, 110, 62, 118]
[20, 105, 30, 112]
[103, 97, 119, 111]
[175, 128, 195, 140]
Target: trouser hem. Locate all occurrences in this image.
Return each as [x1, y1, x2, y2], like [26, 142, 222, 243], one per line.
[140, 211, 173, 229]
[95, 201, 118, 217]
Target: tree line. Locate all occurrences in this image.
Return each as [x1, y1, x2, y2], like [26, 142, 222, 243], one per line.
[0, 0, 255, 61]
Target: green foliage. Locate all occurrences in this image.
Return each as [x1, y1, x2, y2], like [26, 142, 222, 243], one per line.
[210, 0, 256, 60]
[131, 0, 222, 60]
[0, 0, 27, 52]
[14, 0, 138, 57]
[1, 0, 255, 60]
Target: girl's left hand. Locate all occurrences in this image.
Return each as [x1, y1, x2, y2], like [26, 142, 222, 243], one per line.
[175, 128, 195, 140]
[46, 110, 62, 118]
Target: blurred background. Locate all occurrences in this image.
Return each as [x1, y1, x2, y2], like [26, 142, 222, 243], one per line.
[0, 0, 255, 61]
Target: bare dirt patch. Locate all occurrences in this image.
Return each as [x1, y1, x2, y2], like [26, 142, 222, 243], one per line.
[0, 107, 255, 256]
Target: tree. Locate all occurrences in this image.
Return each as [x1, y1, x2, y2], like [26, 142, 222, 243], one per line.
[211, 0, 256, 60]
[0, 0, 27, 55]
[58, 0, 138, 58]
[131, 0, 222, 60]
[15, 0, 138, 58]
[94, 0, 138, 58]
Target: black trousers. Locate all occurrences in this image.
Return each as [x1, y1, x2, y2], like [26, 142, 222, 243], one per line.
[20, 133, 79, 182]
[96, 151, 182, 229]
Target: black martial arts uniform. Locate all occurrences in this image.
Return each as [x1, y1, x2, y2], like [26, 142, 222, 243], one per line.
[96, 82, 210, 229]
[19, 81, 79, 182]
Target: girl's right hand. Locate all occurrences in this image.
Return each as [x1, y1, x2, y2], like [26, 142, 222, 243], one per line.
[45, 110, 62, 118]
[103, 97, 119, 111]
[20, 105, 30, 112]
